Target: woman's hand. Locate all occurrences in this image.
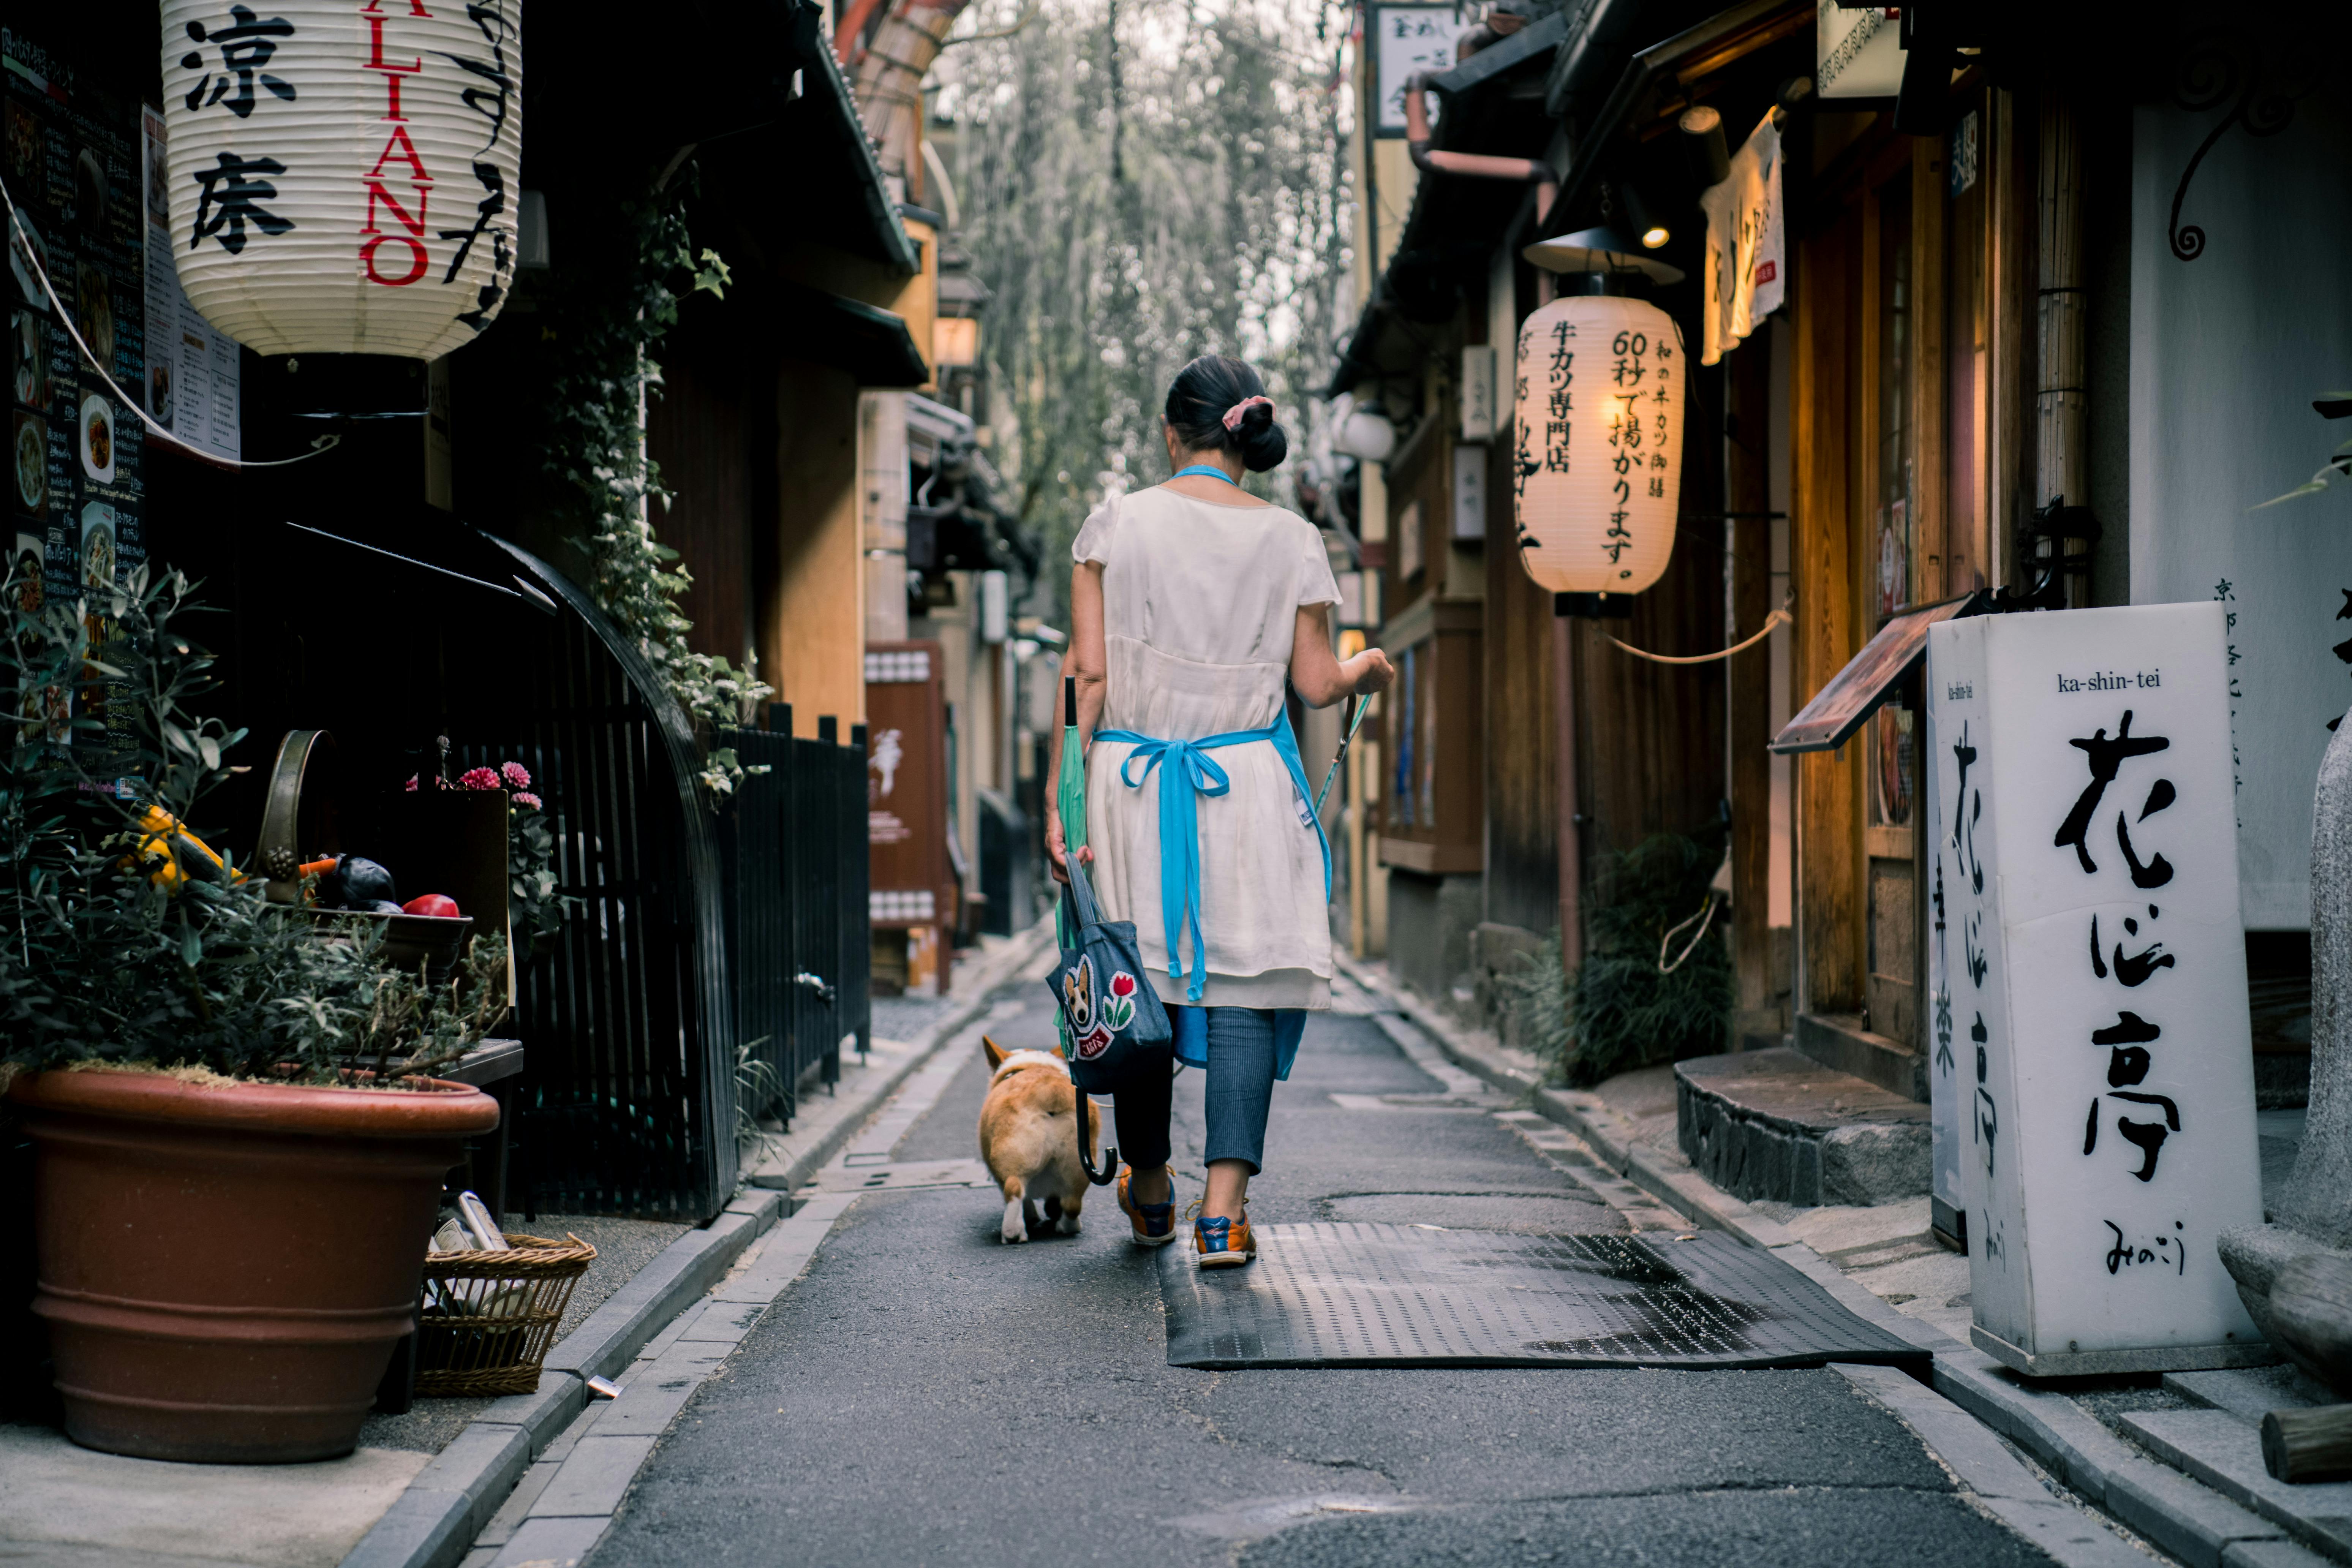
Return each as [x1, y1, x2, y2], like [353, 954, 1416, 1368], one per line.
[1044, 812, 1093, 885]
[1347, 647, 1397, 696]
[1290, 606, 1400, 708]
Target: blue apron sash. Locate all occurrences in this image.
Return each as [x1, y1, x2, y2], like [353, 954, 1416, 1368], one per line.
[1092, 712, 1331, 1005]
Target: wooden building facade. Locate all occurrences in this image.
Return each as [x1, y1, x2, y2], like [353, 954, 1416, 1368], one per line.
[1340, 3, 2346, 1183]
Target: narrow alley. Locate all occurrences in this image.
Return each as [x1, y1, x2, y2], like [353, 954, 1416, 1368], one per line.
[8, 6, 2352, 1566]
[575, 964, 2102, 1568]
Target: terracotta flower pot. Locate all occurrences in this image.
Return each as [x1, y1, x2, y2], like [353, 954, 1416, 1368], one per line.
[6, 1067, 500, 1463]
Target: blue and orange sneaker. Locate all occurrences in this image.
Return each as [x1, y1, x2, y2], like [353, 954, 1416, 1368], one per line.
[1116, 1166, 1178, 1248]
[1192, 1208, 1257, 1269]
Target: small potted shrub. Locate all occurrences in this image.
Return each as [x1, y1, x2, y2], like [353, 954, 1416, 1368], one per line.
[0, 568, 506, 1463]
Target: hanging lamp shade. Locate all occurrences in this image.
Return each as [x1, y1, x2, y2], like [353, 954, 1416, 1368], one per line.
[159, 0, 523, 359]
[1510, 289, 1684, 599]
[1521, 224, 1686, 285]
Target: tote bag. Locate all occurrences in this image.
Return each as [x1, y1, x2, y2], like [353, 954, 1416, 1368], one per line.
[1048, 852, 1171, 1094]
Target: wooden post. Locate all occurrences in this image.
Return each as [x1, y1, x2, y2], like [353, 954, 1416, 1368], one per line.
[1912, 136, 1948, 602]
[1990, 88, 2033, 595]
[1794, 207, 1862, 1015]
[1554, 614, 1581, 976]
[2036, 93, 2089, 605]
[2263, 1408, 2352, 1485]
[1728, 338, 1774, 1047]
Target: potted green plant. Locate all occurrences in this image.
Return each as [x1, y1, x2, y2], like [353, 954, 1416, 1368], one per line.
[0, 566, 507, 1464]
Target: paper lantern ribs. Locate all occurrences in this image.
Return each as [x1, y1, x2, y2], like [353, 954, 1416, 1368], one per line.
[160, 0, 523, 359]
[1511, 292, 1684, 601]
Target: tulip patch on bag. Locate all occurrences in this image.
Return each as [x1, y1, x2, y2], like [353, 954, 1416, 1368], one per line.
[1102, 970, 1140, 1031]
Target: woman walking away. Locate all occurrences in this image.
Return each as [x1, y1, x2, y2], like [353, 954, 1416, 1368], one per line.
[1045, 354, 1394, 1268]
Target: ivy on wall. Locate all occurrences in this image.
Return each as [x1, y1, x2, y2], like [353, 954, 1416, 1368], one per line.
[533, 174, 772, 797]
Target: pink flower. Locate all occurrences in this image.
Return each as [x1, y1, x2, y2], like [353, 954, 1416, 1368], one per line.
[1109, 972, 1136, 998]
[457, 766, 501, 792]
[404, 775, 418, 792]
[512, 791, 542, 811]
[501, 761, 531, 790]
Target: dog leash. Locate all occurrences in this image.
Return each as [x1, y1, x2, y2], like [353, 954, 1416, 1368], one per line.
[1312, 695, 1374, 817]
[1047, 982, 1121, 1187]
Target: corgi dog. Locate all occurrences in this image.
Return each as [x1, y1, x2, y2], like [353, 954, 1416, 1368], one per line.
[979, 1036, 1100, 1244]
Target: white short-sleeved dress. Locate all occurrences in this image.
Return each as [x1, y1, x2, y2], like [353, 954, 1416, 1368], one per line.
[1074, 485, 1342, 1016]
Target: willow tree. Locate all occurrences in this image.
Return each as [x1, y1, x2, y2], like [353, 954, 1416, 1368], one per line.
[939, 0, 1351, 614]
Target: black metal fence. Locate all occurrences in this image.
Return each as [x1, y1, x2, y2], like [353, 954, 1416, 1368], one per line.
[719, 711, 871, 1131]
[478, 546, 868, 1220]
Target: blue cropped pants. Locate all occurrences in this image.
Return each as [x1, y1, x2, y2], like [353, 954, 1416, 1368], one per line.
[1103, 1005, 1279, 1175]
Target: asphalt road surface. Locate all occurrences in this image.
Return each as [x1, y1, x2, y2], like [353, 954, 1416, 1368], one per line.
[590, 988, 2063, 1568]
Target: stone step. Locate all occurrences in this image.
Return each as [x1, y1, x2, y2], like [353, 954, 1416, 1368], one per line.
[1794, 1011, 1927, 1101]
[1675, 1047, 1932, 1208]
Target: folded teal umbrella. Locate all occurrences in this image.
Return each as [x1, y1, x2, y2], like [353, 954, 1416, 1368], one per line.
[1053, 674, 1119, 1185]
[1314, 694, 1373, 816]
[1056, 676, 1086, 1053]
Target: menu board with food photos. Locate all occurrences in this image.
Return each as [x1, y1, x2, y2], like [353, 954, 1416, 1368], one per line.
[5, 25, 146, 775]
[139, 104, 237, 463]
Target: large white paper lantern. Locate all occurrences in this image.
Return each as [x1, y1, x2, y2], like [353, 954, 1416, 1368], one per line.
[160, 0, 523, 359]
[1511, 292, 1683, 598]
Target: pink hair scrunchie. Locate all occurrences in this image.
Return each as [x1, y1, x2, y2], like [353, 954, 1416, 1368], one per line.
[1222, 395, 1274, 432]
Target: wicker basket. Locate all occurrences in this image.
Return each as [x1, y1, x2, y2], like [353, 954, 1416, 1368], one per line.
[414, 1231, 597, 1397]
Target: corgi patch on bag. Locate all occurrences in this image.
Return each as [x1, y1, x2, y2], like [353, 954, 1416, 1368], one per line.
[1061, 954, 1140, 1060]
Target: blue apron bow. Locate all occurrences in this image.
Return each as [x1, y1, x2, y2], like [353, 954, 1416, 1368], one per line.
[1092, 714, 1330, 1004]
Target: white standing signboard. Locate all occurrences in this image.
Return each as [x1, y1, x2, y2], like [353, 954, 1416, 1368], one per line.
[1928, 605, 2267, 1376]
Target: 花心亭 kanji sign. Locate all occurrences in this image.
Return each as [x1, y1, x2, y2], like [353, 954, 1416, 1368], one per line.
[1927, 604, 2265, 1376]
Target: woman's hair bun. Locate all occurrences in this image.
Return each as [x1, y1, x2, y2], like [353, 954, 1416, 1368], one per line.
[1165, 353, 1287, 474]
[1232, 399, 1288, 473]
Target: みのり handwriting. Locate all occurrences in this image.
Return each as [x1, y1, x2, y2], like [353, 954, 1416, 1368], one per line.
[2102, 1219, 2187, 1276]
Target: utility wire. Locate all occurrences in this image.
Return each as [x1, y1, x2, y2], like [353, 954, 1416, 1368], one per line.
[3, 174, 339, 473]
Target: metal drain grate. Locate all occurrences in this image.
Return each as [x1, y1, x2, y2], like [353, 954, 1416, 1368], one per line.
[1159, 1223, 1930, 1370]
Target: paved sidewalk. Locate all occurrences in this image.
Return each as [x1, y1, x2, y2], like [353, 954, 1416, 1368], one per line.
[0, 1430, 428, 1568]
[1338, 953, 2351, 1568]
[342, 922, 1056, 1568]
[0, 927, 1053, 1568]
[743, 930, 1052, 1192]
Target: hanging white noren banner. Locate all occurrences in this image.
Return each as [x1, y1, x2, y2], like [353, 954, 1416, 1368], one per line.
[1698, 112, 1784, 367]
[1512, 293, 1682, 597]
[160, 0, 523, 359]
